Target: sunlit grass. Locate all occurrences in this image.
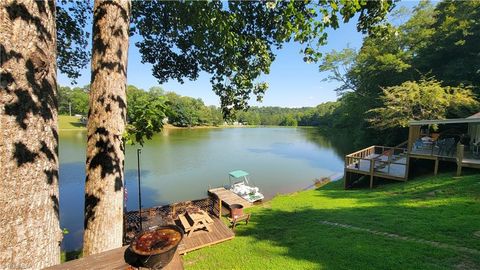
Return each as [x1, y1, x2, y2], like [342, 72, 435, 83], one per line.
[58, 115, 85, 130]
[184, 173, 480, 270]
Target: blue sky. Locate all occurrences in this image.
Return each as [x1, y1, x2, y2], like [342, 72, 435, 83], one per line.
[58, 1, 418, 108]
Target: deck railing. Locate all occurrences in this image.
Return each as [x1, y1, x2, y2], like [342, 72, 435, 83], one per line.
[124, 196, 222, 244]
[345, 145, 375, 169]
[345, 145, 408, 179]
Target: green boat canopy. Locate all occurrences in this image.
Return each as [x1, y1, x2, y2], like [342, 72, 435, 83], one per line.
[229, 170, 249, 178]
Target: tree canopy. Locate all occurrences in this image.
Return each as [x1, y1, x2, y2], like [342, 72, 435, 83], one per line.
[317, 0, 480, 147]
[132, 0, 394, 115]
[368, 78, 478, 129]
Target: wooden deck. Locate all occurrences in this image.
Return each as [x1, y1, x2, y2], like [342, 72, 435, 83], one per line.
[44, 246, 183, 270]
[208, 187, 252, 209]
[130, 201, 235, 256]
[344, 145, 409, 189]
[177, 217, 234, 254]
[346, 154, 408, 179]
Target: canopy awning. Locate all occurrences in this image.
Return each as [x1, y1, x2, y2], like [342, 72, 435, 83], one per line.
[409, 118, 480, 126]
[229, 170, 249, 178]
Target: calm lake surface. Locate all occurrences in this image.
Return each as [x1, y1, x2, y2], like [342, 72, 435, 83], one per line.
[59, 127, 350, 251]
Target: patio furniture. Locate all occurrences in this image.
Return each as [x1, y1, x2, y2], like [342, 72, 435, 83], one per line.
[227, 213, 251, 232]
[178, 209, 214, 237]
[472, 141, 480, 157]
[444, 138, 457, 156]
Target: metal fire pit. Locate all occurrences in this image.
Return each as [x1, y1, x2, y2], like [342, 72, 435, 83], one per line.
[127, 225, 184, 270]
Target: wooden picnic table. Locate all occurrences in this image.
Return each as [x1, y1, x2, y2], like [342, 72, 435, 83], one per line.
[179, 210, 214, 237]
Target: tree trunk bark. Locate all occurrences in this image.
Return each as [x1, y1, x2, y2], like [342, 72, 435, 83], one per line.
[83, 0, 130, 256]
[0, 0, 61, 268]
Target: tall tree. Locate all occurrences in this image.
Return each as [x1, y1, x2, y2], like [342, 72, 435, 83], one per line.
[368, 78, 478, 129]
[83, 0, 131, 255]
[0, 0, 61, 268]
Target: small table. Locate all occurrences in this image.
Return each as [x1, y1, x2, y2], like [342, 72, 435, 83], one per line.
[179, 210, 214, 237]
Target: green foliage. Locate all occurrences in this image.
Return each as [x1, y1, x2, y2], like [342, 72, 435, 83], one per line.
[319, 48, 357, 94]
[57, 85, 89, 115]
[132, 0, 394, 116]
[56, 1, 91, 81]
[414, 0, 480, 91]
[165, 92, 221, 127]
[368, 78, 478, 129]
[316, 1, 480, 146]
[125, 86, 168, 146]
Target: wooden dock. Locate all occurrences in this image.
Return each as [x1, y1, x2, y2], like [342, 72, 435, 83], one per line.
[177, 217, 234, 254]
[208, 187, 252, 209]
[44, 246, 183, 270]
[125, 197, 235, 257]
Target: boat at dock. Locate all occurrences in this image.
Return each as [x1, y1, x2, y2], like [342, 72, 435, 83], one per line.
[228, 170, 264, 203]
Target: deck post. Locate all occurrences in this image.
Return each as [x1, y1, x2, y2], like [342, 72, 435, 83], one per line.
[456, 144, 464, 176]
[369, 159, 375, 189]
[218, 198, 222, 217]
[434, 158, 439, 176]
[404, 156, 410, 181]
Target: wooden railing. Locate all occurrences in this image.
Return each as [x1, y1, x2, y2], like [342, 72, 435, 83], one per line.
[456, 143, 464, 176]
[345, 146, 375, 169]
[345, 145, 408, 178]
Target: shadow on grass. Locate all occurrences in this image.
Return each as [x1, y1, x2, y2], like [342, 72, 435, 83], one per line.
[234, 174, 480, 269]
[69, 121, 86, 128]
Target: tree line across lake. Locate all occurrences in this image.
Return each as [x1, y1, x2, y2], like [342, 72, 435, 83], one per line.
[59, 84, 340, 128]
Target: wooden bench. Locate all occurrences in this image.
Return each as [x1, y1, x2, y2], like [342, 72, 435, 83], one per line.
[227, 213, 251, 232]
[178, 214, 193, 235]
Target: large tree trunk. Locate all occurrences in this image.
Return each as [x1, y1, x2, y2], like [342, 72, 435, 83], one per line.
[0, 0, 61, 268]
[83, 0, 130, 256]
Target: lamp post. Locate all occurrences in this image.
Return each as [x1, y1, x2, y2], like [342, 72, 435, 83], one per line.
[137, 148, 143, 231]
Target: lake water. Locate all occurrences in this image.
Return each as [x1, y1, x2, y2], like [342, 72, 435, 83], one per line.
[59, 127, 349, 251]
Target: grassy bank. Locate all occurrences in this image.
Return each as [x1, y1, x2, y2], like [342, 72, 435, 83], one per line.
[184, 173, 480, 269]
[58, 115, 86, 130]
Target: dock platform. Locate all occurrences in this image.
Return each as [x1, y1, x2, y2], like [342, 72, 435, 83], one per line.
[208, 187, 252, 209]
[177, 217, 234, 254]
[45, 246, 183, 270]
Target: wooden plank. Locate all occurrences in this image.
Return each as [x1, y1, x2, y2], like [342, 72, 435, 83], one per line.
[177, 217, 235, 255]
[408, 125, 421, 153]
[369, 159, 374, 189]
[44, 247, 183, 270]
[457, 144, 464, 176]
[208, 187, 252, 209]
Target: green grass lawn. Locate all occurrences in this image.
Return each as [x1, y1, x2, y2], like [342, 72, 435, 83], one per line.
[58, 115, 86, 130]
[184, 173, 480, 270]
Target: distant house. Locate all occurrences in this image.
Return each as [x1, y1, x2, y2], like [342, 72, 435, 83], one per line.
[344, 113, 480, 189]
[80, 116, 88, 125]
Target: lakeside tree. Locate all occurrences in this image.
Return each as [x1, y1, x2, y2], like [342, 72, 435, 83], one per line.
[0, 1, 61, 268]
[83, 0, 131, 256]
[368, 78, 478, 129]
[125, 85, 167, 146]
[1, 0, 90, 266]
[316, 0, 480, 147]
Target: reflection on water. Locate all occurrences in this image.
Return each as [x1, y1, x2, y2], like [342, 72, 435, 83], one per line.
[59, 127, 349, 251]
